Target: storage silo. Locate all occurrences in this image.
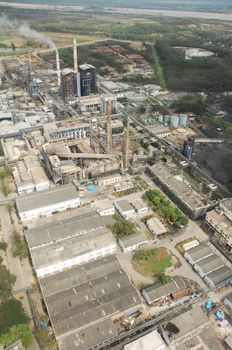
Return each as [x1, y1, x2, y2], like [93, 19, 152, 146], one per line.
[170, 115, 179, 128]
[179, 115, 188, 126]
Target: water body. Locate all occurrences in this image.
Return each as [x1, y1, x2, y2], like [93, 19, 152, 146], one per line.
[108, 7, 232, 21]
[1, 2, 232, 21]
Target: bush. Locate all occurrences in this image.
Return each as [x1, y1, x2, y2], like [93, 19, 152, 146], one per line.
[0, 298, 29, 334]
[109, 214, 136, 238]
[0, 324, 33, 349]
[0, 264, 16, 300]
[0, 241, 7, 252]
[11, 232, 28, 259]
[158, 273, 171, 284]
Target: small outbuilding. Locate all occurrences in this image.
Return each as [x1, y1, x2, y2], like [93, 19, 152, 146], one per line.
[114, 200, 135, 220]
[131, 199, 148, 215]
[118, 232, 147, 253]
[146, 217, 167, 237]
[123, 330, 166, 350]
[142, 276, 187, 304]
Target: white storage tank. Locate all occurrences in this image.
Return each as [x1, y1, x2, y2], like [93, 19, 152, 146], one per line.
[170, 115, 179, 128]
[179, 115, 188, 126]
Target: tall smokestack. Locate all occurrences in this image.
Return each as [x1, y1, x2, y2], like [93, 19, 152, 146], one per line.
[28, 53, 32, 72]
[106, 100, 112, 154]
[124, 116, 130, 169]
[73, 38, 78, 73]
[56, 49, 61, 87]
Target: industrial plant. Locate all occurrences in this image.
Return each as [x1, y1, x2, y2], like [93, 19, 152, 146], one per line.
[0, 26, 232, 350]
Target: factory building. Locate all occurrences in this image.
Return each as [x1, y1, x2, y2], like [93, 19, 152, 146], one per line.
[114, 199, 136, 220]
[193, 254, 224, 278]
[131, 199, 148, 215]
[79, 63, 97, 96]
[162, 306, 210, 347]
[91, 199, 115, 216]
[146, 163, 213, 219]
[204, 266, 232, 289]
[224, 292, 232, 314]
[204, 198, 232, 256]
[43, 120, 90, 141]
[142, 276, 188, 305]
[98, 173, 122, 186]
[118, 232, 147, 253]
[16, 184, 80, 222]
[24, 210, 115, 277]
[13, 154, 49, 195]
[39, 255, 141, 350]
[60, 68, 77, 100]
[123, 330, 166, 350]
[146, 217, 167, 237]
[184, 242, 213, 265]
[25, 208, 141, 350]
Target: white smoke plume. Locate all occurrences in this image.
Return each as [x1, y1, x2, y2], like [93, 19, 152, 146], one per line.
[0, 15, 56, 50]
[19, 24, 56, 50]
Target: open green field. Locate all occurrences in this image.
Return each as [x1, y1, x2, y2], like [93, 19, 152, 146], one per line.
[132, 247, 174, 277]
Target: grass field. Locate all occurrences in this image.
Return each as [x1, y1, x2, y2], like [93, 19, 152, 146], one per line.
[132, 247, 174, 277]
[43, 32, 105, 47]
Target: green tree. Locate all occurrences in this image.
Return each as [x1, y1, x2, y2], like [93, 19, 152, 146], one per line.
[158, 273, 171, 284]
[0, 298, 29, 334]
[0, 241, 7, 252]
[109, 214, 136, 238]
[0, 264, 16, 300]
[173, 94, 204, 114]
[0, 324, 33, 349]
[144, 189, 188, 228]
[36, 328, 57, 350]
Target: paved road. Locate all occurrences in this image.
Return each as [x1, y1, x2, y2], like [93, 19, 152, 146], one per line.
[0, 206, 34, 291]
[155, 220, 209, 290]
[116, 246, 155, 287]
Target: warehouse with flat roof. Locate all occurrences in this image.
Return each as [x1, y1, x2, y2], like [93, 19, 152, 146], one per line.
[184, 242, 213, 265]
[16, 184, 80, 222]
[163, 306, 210, 346]
[39, 255, 141, 350]
[114, 199, 135, 219]
[193, 254, 224, 278]
[124, 330, 166, 350]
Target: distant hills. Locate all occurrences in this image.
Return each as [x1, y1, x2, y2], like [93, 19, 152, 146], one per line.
[1, 0, 232, 12]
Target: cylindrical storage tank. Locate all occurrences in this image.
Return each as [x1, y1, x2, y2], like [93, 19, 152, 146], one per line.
[164, 115, 170, 126]
[179, 115, 188, 126]
[158, 114, 164, 124]
[170, 115, 179, 128]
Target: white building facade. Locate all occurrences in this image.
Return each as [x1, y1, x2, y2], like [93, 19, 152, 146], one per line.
[36, 243, 116, 278]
